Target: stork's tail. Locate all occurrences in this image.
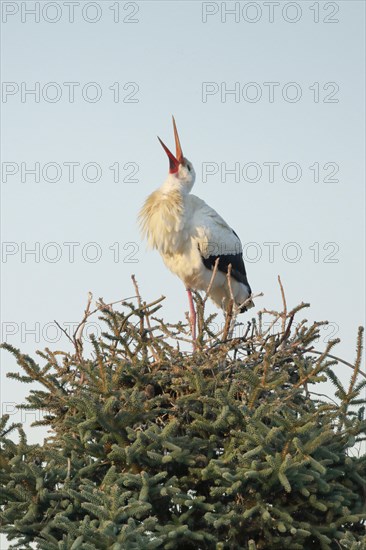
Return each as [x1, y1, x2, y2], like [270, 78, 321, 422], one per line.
[239, 296, 255, 313]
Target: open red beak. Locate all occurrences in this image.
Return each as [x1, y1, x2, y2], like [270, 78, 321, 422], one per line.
[157, 137, 180, 173]
[172, 116, 183, 163]
[158, 116, 184, 174]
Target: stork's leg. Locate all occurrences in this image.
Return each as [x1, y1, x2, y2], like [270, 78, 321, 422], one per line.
[186, 288, 197, 344]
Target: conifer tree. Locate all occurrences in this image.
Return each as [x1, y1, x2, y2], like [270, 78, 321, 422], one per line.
[1, 279, 365, 549]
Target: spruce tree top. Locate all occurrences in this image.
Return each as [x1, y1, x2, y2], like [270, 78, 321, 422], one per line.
[1, 280, 365, 550]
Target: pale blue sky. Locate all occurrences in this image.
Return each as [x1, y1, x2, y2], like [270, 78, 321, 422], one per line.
[1, 4, 365, 528]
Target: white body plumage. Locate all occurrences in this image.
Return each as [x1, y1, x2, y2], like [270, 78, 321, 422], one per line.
[139, 161, 253, 312]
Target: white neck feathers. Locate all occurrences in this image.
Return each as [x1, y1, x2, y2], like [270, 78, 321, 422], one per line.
[139, 186, 187, 254]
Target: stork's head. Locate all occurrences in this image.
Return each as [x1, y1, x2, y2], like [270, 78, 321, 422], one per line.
[158, 117, 196, 193]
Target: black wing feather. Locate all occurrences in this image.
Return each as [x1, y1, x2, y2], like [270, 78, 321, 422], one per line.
[200, 229, 251, 293]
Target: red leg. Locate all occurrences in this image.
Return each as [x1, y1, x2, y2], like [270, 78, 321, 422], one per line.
[186, 288, 196, 345]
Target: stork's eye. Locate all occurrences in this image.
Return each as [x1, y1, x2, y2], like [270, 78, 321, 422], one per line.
[187, 164, 191, 172]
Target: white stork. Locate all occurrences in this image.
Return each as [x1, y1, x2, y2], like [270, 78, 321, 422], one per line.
[139, 117, 254, 340]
